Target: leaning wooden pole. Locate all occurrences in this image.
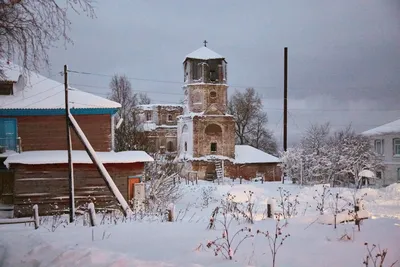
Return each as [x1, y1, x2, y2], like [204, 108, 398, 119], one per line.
[68, 114, 132, 217]
[64, 64, 75, 222]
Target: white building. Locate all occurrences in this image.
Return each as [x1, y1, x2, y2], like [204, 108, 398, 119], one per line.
[362, 118, 400, 185]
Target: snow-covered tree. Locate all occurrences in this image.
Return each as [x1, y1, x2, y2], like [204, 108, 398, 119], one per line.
[280, 123, 383, 186]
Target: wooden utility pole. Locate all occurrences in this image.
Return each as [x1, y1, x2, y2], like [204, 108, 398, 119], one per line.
[64, 64, 75, 223]
[283, 47, 288, 184]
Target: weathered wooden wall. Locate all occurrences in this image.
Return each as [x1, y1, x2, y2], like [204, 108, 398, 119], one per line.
[0, 114, 112, 152]
[10, 162, 144, 217]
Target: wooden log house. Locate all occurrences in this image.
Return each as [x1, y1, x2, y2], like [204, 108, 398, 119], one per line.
[0, 63, 153, 217]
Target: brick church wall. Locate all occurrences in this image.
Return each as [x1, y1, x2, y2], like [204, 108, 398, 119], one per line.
[192, 116, 235, 158]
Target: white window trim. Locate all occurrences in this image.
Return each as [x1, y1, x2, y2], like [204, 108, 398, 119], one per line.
[397, 168, 400, 182]
[374, 139, 384, 155]
[146, 112, 152, 121]
[393, 138, 400, 157]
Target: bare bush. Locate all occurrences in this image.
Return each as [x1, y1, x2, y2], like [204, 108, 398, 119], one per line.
[145, 159, 182, 212]
[363, 243, 398, 267]
[257, 213, 290, 267]
[206, 210, 253, 260]
[313, 185, 331, 215]
[277, 187, 299, 219]
[328, 192, 350, 229]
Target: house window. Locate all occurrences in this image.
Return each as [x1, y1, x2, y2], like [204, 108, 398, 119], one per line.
[0, 82, 13, 95]
[184, 142, 187, 152]
[376, 171, 382, 179]
[0, 118, 17, 151]
[374, 139, 384, 155]
[397, 168, 400, 182]
[167, 141, 174, 152]
[393, 138, 400, 156]
[146, 112, 152, 121]
[211, 142, 217, 153]
[167, 114, 173, 122]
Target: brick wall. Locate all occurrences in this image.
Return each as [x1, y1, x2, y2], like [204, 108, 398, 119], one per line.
[12, 114, 111, 151]
[193, 116, 235, 158]
[191, 160, 281, 181]
[225, 162, 282, 181]
[185, 84, 228, 113]
[157, 106, 183, 126]
[144, 128, 178, 153]
[11, 162, 144, 217]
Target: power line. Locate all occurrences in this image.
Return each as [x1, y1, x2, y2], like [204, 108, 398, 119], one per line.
[67, 69, 399, 93]
[0, 84, 63, 108]
[23, 90, 64, 108]
[70, 83, 400, 112]
[71, 83, 184, 96]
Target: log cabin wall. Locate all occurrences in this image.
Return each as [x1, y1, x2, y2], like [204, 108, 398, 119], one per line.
[11, 162, 144, 217]
[0, 114, 112, 152]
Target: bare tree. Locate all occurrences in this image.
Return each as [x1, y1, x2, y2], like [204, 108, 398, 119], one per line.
[248, 111, 278, 155]
[0, 0, 95, 78]
[228, 88, 277, 155]
[301, 122, 331, 155]
[138, 93, 151, 105]
[109, 75, 150, 151]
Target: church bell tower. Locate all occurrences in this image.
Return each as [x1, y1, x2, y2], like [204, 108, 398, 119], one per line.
[177, 42, 235, 164]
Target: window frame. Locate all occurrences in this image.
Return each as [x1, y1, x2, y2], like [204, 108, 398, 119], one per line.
[0, 82, 13, 95]
[210, 142, 217, 153]
[0, 118, 18, 151]
[397, 168, 400, 182]
[146, 111, 152, 121]
[374, 139, 384, 155]
[393, 138, 400, 156]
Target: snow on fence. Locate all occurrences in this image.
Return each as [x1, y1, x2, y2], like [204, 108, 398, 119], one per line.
[0, 204, 39, 229]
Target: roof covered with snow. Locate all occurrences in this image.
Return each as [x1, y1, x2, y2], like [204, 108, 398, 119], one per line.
[184, 47, 224, 62]
[176, 145, 280, 164]
[4, 150, 153, 168]
[137, 104, 184, 111]
[234, 145, 280, 164]
[362, 118, 400, 136]
[0, 63, 121, 110]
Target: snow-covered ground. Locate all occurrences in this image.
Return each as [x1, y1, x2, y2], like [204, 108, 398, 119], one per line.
[1, 180, 400, 267]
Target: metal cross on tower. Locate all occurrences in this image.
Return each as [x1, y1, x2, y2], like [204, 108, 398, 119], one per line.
[203, 40, 208, 47]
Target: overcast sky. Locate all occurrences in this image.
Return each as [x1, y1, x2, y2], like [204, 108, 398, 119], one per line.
[44, 0, 400, 149]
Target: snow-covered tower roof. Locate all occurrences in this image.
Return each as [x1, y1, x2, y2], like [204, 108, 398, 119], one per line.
[183, 43, 225, 63]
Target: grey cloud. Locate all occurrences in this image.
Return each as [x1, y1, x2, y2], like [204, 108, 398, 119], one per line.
[40, 0, 400, 150]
